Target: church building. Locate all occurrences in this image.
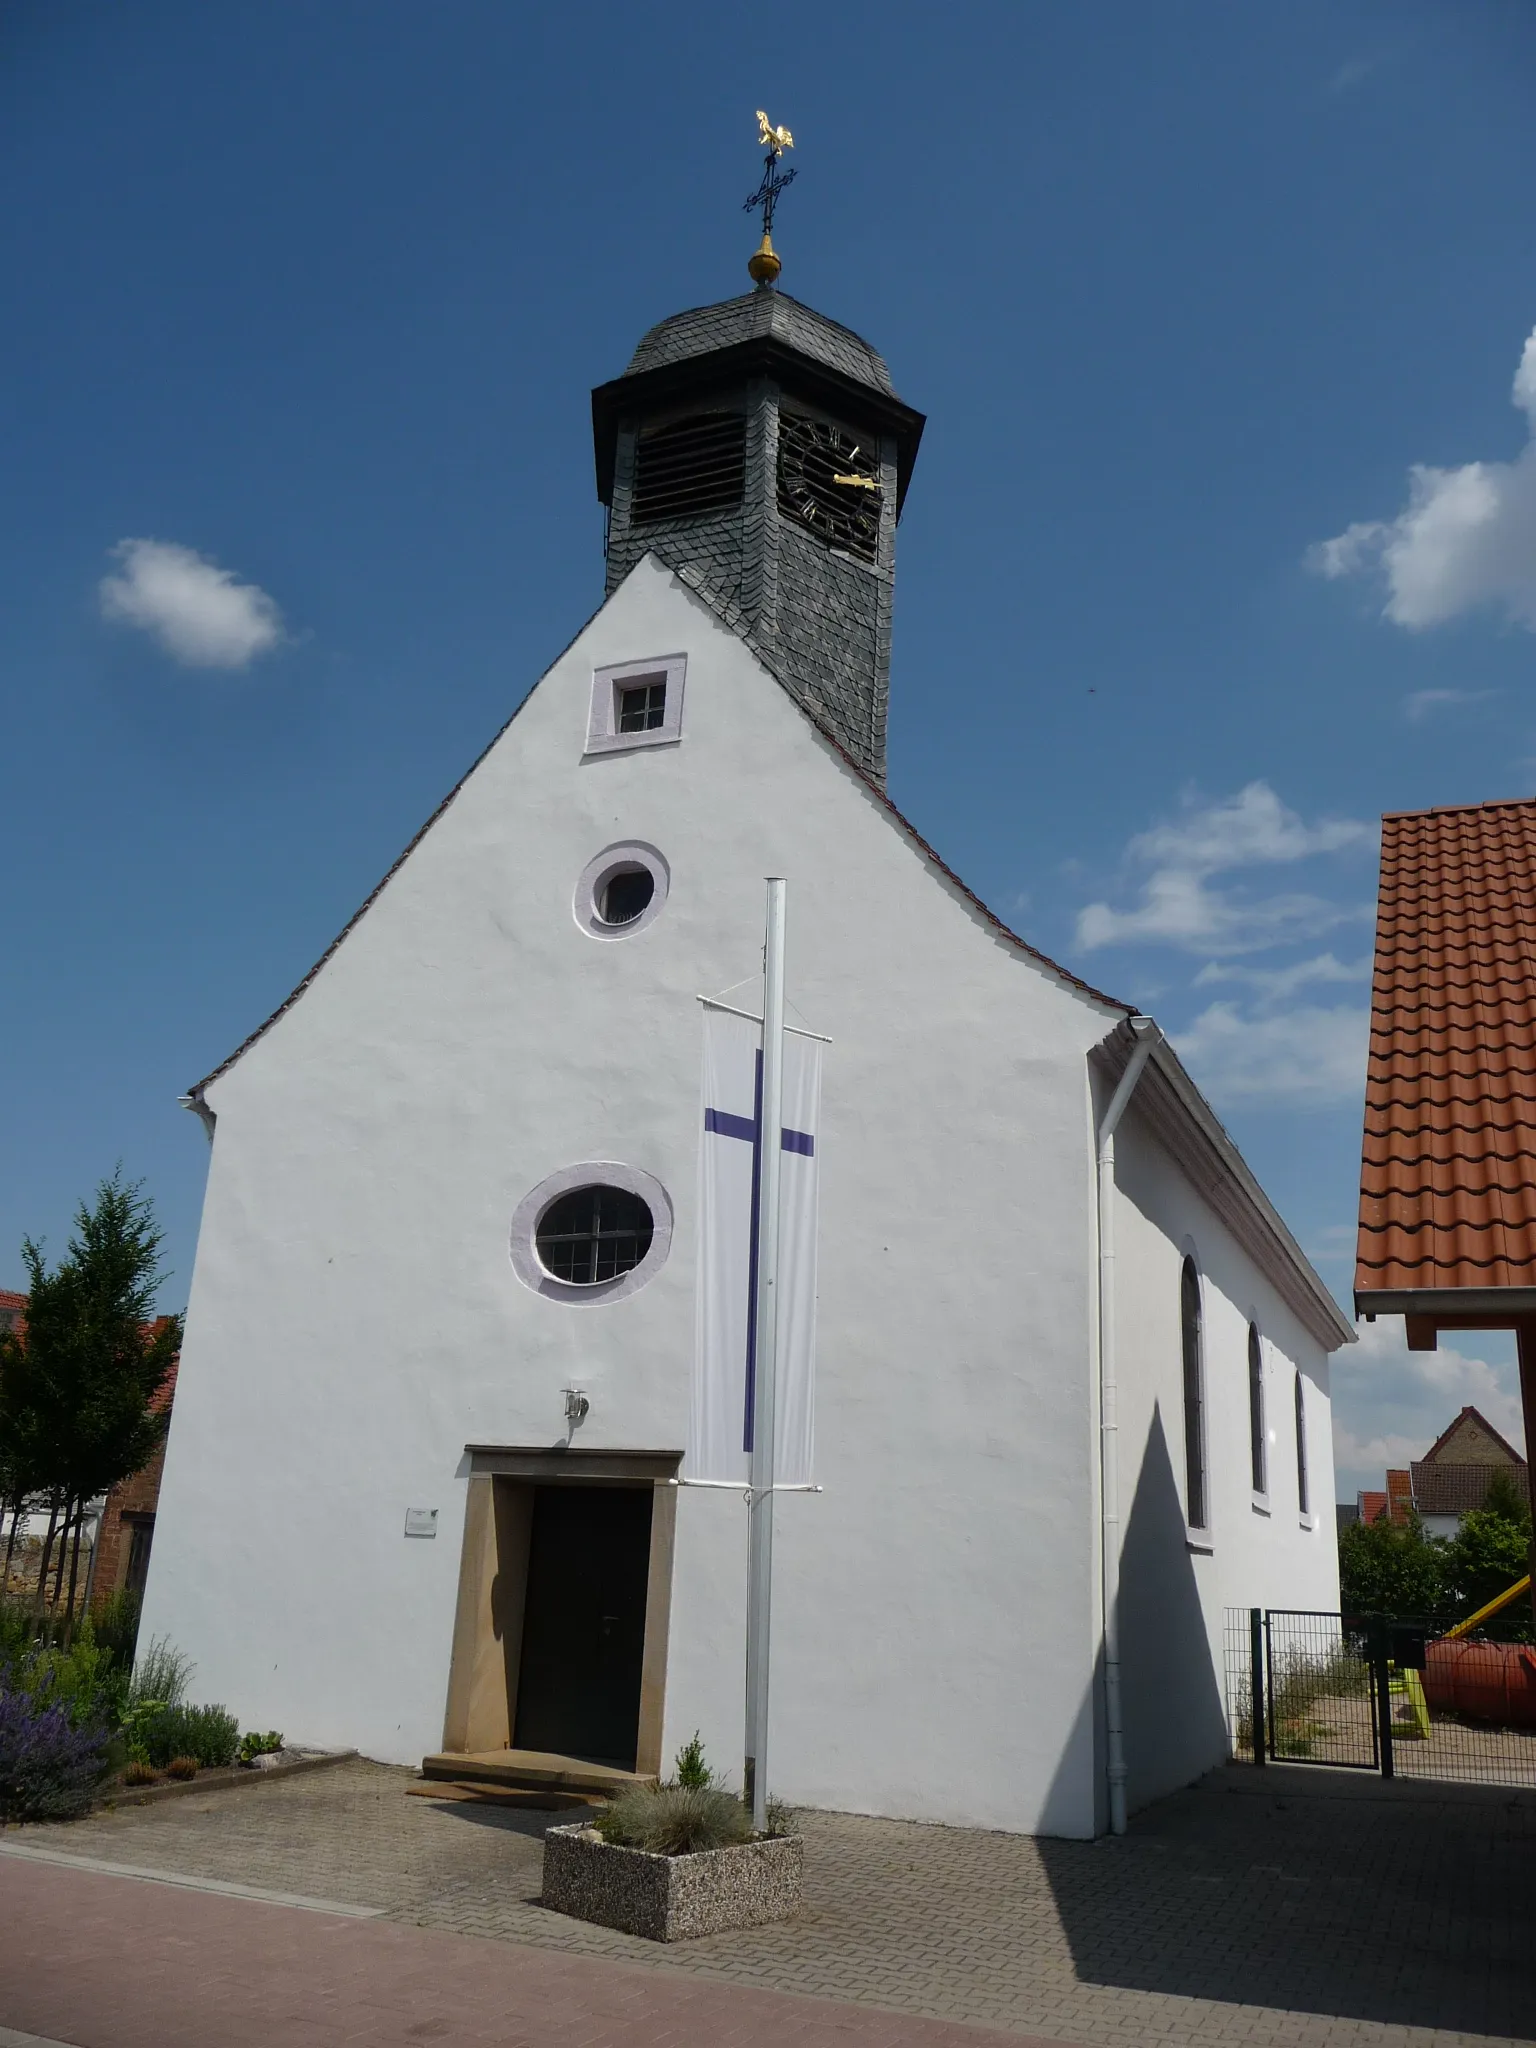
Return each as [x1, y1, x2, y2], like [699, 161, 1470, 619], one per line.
[144, 245, 1350, 1837]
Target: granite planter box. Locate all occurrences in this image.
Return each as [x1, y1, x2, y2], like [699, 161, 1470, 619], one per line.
[541, 1822, 803, 1941]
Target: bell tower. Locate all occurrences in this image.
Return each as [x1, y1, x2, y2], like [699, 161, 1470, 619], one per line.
[591, 283, 923, 784]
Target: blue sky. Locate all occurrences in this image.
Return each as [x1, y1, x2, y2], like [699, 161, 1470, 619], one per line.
[4, 1, 1535, 1498]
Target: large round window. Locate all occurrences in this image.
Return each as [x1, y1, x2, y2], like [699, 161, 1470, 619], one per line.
[536, 1185, 654, 1285]
[509, 1162, 673, 1305]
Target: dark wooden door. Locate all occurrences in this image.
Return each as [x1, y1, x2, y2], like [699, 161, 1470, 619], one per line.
[512, 1484, 653, 1769]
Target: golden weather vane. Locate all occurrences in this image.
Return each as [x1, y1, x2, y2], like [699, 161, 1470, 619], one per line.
[745, 109, 797, 286]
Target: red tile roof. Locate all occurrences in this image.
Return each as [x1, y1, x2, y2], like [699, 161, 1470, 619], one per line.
[1359, 1490, 1389, 1525]
[1356, 798, 1536, 1300]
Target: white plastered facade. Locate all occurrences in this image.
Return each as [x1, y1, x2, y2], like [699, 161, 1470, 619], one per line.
[144, 554, 1343, 1837]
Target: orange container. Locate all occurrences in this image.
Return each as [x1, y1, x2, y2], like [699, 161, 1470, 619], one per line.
[1423, 1638, 1536, 1729]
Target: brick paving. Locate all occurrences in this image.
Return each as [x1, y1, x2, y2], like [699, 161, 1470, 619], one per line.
[5, 1758, 1533, 2047]
[0, 1858, 1059, 2048]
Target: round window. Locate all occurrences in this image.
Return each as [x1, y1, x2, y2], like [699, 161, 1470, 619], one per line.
[574, 841, 669, 941]
[598, 866, 654, 927]
[535, 1185, 654, 1285]
[509, 1162, 673, 1305]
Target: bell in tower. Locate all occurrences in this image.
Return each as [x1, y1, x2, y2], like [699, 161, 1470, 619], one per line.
[589, 126, 923, 784]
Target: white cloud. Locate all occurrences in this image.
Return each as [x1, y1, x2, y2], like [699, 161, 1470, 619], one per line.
[1402, 687, 1496, 723]
[100, 538, 285, 669]
[1194, 952, 1371, 1006]
[1074, 783, 1373, 955]
[1170, 1000, 1369, 1109]
[1309, 325, 1536, 630]
[1331, 1317, 1525, 1501]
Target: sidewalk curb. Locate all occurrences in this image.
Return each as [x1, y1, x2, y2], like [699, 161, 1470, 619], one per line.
[103, 1747, 357, 1808]
[0, 1839, 382, 1917]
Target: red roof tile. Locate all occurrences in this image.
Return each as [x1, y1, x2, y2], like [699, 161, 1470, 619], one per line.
[1356, 798, 1536, 1297]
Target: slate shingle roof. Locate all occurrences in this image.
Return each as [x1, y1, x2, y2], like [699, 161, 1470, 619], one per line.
[1356, 798, 1536, 1298]
[624, 291, 895, 396]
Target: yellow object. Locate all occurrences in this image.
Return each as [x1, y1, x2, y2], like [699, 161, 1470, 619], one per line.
[1389, 1666, 1431, 1740]
[747, 234, 782, 286]
[1444, 1573, 1531, 1641]
[756, 111, 794, 155]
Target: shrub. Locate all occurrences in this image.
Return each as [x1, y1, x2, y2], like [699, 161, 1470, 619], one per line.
[673, 1731, 712, 1789]
[0, 1691, 111, 1821]
[123, 1758, 159, 1786]
[129, 1635, 191, 1711]
[24, 1620, 127, 1733]
[165, 1755, 199, 1781]
[93, 1589, 141, 1667]
[1442, 1509, 1535, 1641]
[1339, 1513, 1446, 1618]
[596, 1783, 752, 1856]
[130, 1702, 238, 1771]
[0, 1595, 37, 1682]
[238, 1729, 283, 1763]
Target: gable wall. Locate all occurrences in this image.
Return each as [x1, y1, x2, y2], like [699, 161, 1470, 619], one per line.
[142, 556, 1121, 1836]
[1429, 1414, 1519, 1466]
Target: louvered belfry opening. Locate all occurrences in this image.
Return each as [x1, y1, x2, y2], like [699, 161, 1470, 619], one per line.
[630, 411, 747, 525]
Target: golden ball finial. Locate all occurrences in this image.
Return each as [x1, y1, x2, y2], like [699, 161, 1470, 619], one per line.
[747, 232, 782, 287]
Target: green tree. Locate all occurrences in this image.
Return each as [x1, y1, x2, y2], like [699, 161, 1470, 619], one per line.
[1441, 1506, 1534, 1642]
[1480, 1464, 1530, 1529]
[0, 1174, 181, 1632]
[1338, 1511, 1445, 1618]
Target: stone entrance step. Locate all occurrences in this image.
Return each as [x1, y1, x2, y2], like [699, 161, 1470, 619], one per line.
[419, 1748, 657, 1804]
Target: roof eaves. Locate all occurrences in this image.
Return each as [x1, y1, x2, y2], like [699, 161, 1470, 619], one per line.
[184, 583, 626, 1100]
[1098, 1022, 1357, 1353]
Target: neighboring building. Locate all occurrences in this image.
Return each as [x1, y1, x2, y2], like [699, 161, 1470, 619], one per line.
[1355, 1468, 1412, 1528]
[1410, 1406, 1528, 1540]
[1356, 801, 1536, 1528]
[92, 1355, 180, 1607]
[144, 260, 1351, 1839]
[0, 1288, 24, 1334]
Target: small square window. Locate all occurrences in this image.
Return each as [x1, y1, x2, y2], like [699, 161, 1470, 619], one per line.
[618, 681, 666, 733]
[585, 654, 686, 756]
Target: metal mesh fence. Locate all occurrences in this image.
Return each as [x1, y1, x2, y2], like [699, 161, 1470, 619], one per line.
[1264, 1610, 1377, 1768]
[1225, 1606, 1536, 1789]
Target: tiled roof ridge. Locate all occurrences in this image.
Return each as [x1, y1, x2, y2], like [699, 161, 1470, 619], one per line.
[1382, 797, 1536, 822]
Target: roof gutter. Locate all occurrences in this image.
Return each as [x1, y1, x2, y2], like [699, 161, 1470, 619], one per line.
[1095, 1015, 1162, 1838]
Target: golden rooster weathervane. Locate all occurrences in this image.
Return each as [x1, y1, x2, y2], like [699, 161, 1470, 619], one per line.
[745, 110, 797, 287]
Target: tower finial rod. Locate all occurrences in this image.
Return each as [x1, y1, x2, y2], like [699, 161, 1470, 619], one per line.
[745, 110, 796, 288]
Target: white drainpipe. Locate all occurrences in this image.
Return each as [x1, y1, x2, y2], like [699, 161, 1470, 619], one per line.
[1096, 1017, 1162, 1836]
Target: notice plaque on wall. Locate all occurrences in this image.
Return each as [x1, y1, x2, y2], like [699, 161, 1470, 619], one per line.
[404, 1508, 438, 1538]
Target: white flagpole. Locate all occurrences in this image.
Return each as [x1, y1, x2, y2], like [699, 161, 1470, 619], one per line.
[745, 876, 786, 1832]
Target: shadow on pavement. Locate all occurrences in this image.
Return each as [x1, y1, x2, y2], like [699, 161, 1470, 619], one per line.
[1038, 1766, 1536, 2042]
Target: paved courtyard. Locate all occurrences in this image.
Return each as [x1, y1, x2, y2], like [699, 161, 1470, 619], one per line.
[3, 1757, 1533, 2047]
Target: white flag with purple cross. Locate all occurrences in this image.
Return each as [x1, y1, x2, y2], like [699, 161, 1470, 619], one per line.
[690, 1003, 822, 1486]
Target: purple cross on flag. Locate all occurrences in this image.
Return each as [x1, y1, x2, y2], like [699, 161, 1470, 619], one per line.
[690, 1003, 823, 1486]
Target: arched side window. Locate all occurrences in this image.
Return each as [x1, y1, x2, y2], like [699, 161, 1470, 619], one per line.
[1247, 1324, 1267, 1497]
[1294, 1370, 1310, 1516]
[1180, 1257, 1207, 1530]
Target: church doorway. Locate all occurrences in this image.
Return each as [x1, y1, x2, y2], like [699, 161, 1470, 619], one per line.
[512, 1483, 652, 1768]
[440, 1448, 679, 1781]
